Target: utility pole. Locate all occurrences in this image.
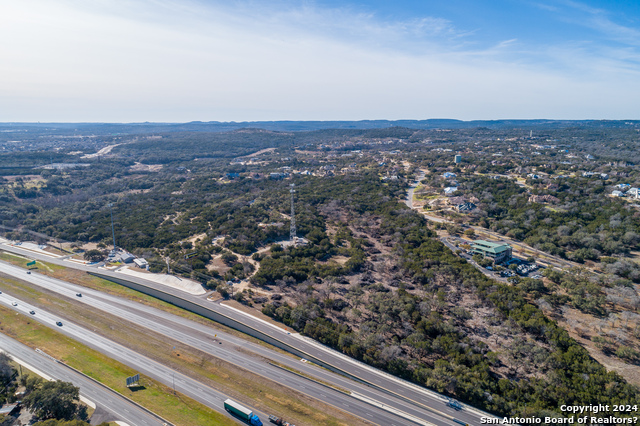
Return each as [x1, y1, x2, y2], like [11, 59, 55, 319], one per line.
[290, 183, 296, 244]
[107, 203, 116, 251]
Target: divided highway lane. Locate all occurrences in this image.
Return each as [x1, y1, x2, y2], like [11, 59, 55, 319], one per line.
[0, 290, 265, 426]
[0, 276, 419, 426]
[0, 260, 453, 426]
[0, 333, 166, 426]
[1, 245, 495, 425]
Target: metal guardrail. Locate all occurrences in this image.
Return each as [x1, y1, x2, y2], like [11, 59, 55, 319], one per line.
[35, 348, 60, 363]
[89, 271, 499, 425]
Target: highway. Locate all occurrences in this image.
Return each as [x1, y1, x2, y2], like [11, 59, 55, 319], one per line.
[0, 263, 425, 426]
[0, 243, 496, 426]
[0, 288, 264, 425]
[0, 333, 167, 426]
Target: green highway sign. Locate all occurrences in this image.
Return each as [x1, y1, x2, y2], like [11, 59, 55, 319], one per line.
[26, 260, 36, 266]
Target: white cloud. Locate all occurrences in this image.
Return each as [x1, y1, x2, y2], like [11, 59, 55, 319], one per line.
[0, 0, 638, 121]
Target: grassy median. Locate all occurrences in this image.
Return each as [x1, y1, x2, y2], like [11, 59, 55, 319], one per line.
[0, 303, 234, 426]
[0, 255, 362, 426]
[0, 252, 287, 351]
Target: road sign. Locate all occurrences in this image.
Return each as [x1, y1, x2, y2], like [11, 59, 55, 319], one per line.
[26, 261, 36, 266]
[126, 373, 140, 387]
[184, 252, 198, 259]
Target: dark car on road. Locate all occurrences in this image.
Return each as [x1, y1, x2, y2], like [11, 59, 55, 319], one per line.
[447, 399, 463, 410]
[56, 321, 63, 326]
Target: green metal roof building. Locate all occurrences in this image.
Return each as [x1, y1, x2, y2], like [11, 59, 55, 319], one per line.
[471, 240, 512, 264]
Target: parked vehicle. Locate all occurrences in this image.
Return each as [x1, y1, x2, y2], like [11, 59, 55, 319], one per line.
[224, 399, 262, 426]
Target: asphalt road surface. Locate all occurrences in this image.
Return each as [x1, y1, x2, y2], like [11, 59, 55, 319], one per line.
[403, 185, 584, 271]
[0, 332, 167, 426]
[0, 259, 461, 426]
[0, 244, 496, 426]
[0, 288, 265, 425]
[0, 271, 424, 426]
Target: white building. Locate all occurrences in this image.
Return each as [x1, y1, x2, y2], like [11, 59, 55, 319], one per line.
[133, 258, 149, 268]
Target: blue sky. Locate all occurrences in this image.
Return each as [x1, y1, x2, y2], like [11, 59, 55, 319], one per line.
[0, 0, 639, 121]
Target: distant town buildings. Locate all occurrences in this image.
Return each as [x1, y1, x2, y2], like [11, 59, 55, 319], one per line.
[454, 154, 462, 164]
[269, 172, 288, 180]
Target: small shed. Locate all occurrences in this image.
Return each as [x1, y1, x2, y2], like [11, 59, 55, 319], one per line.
[133, 258, 148, 268]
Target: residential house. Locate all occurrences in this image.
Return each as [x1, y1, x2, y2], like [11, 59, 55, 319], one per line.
[444, 187, 458, 196]
[456, 202, 477, 212]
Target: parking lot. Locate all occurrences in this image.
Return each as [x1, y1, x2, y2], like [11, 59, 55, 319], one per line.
[442, 236, 545, 282]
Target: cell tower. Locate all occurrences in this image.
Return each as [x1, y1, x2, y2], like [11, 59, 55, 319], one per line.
[290, 183, 296, 243]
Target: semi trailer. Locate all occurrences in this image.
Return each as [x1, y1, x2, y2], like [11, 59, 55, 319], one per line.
[224, 399, 263, 426]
